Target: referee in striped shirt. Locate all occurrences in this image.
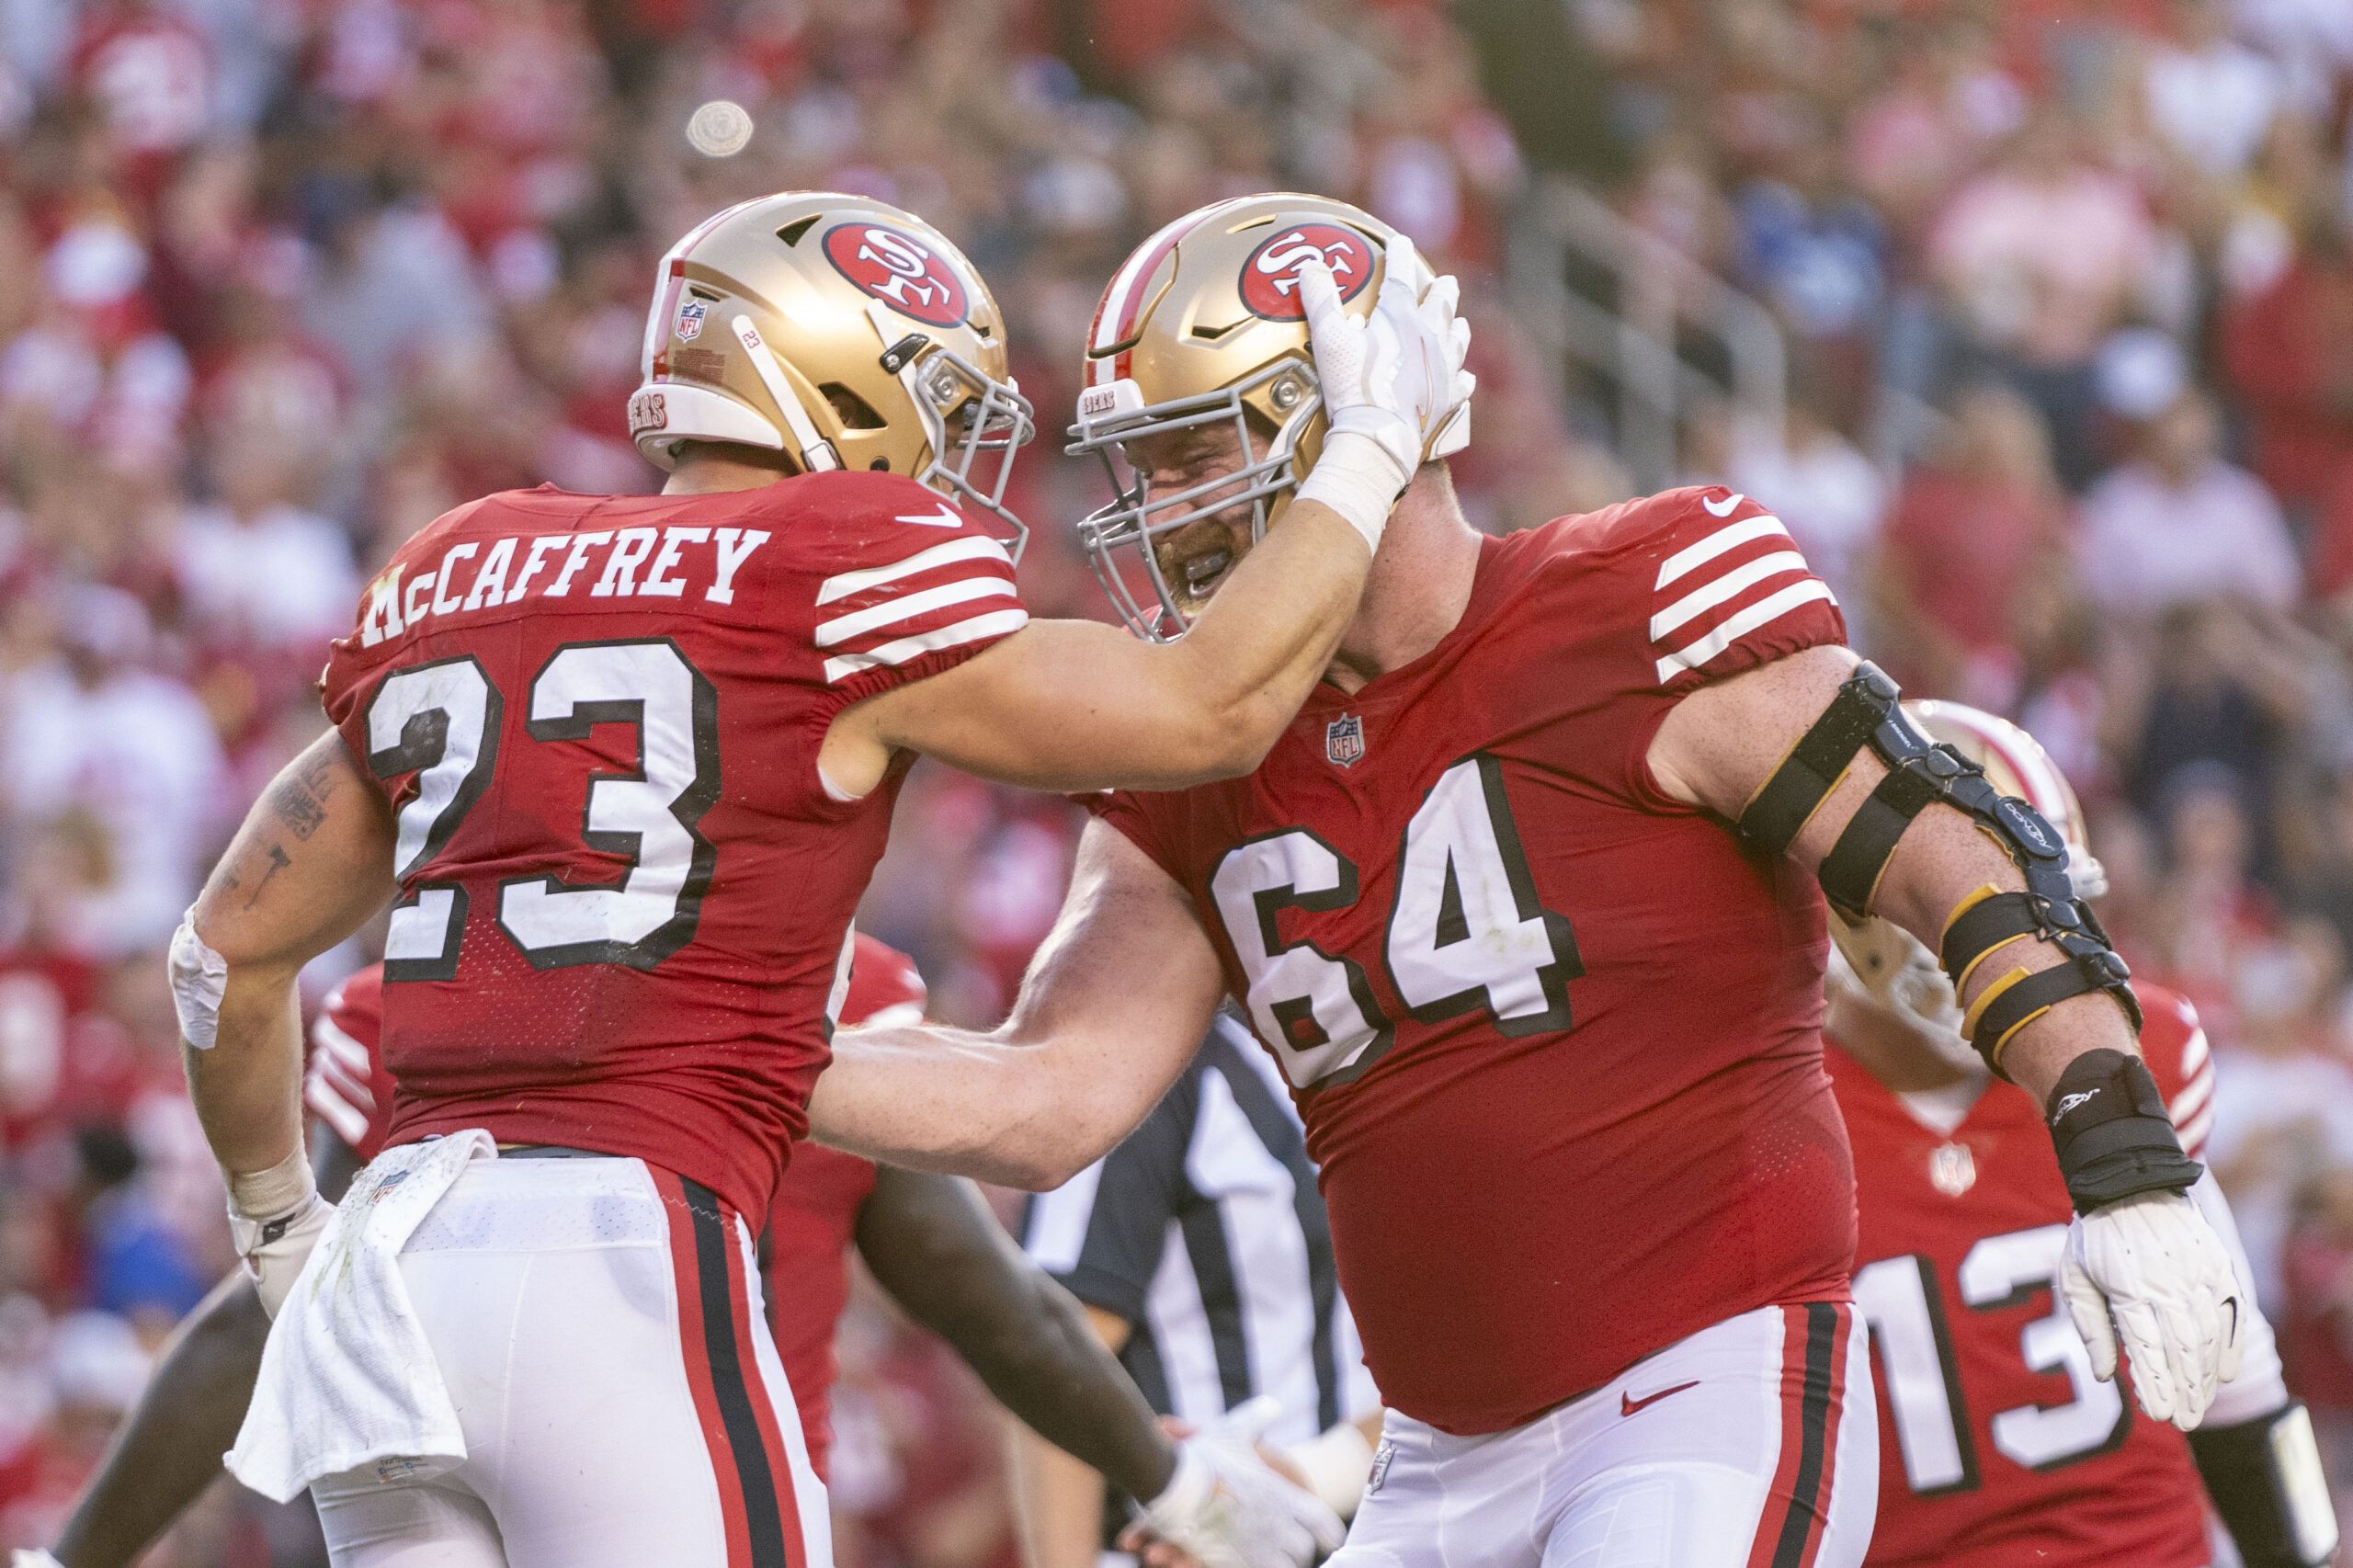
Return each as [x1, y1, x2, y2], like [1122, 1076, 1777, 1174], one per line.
[1016, 1013, 1381, 1566]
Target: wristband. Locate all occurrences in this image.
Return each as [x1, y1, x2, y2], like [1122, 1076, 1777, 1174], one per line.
[2046, 1049, 2201, 1212]
[1295, 430, 1408, 553]
[1281, 1420, 1378, 1520]
[226, 1144, 317, 1222]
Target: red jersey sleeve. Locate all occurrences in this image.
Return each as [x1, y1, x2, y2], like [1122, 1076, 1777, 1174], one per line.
[787, 472, 1029, 714]
[1519, 486, 1847, 809]
[305, 964, 395, 1162]
[2133, 982, 2216, 1162]
[844, 932, 928, 1027]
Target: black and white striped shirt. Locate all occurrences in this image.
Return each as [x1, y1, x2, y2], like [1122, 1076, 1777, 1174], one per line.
[1022, 1015, 1379, 1452]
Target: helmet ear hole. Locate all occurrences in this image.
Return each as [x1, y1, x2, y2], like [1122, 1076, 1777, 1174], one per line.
[870, 458, 890, 472]
[821, 383, 889, 430]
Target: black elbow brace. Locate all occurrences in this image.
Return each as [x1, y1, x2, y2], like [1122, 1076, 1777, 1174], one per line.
[1733, 661, 2139, 1075]
[2189, 1402, 2341, 1567]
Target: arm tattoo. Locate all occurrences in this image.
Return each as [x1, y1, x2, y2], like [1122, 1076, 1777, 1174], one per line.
[267, 747, 338, 841]
[242, 844, 293, 909]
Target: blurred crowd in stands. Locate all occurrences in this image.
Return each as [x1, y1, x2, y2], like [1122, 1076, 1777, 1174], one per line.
[5, 0, 2353, 1560]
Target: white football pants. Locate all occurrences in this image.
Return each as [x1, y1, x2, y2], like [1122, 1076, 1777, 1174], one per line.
[1333, 1301, 1877, 1568]
[309, 1155, 830, 1568]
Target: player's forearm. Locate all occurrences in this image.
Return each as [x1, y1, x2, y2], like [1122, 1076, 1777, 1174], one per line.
[813, 1025, 1125, 1188]
[53, 1272, 270, 1568]
[179, 733, 392, 1177]
[1162, 500, 1371, 762]
[865, 1174, 1173, 1500]
[1012, 1425, 1113, 1568]
[182, 968, 306, 1179]
[1867, 809, 2139, 1103]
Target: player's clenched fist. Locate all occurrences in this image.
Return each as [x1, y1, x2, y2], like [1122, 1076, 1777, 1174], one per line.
[2061, 1188, 2245, 1429]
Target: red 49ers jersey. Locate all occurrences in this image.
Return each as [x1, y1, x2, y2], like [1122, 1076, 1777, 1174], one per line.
[1094, 487, 1854, 1435]
[319, 473, 1025, 1220]
[301, 936, 926, 1481]
[1830, 983, 2217, 1568]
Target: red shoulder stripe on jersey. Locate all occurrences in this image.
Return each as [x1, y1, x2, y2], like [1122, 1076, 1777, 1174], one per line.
[813, 535, 1027, 686]
[1747, 1302, 1853, 1568]
[659, 1170, 799, 1568]
[1648, 510, 1836, 684]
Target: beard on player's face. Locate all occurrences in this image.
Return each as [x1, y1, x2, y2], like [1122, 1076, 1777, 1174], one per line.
[1131, 420, 1263, 613]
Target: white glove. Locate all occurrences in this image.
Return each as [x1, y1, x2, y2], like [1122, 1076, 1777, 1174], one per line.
[1295, 233, 1474, 549]
[229, 1190, 335, 1318]
[15, 1551, 64, 1567]
[2060, 1189, 2246, 1429]
[1134, 1395, 1347, 1568]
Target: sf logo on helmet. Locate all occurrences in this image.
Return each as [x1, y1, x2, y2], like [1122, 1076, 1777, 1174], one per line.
[823, 222, 970, 328]
[1240, 223, 1376, 321]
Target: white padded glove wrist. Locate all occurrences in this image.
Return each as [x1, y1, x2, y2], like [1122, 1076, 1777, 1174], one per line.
[2060, 1188, 2246, 1430]
[225, 1147, 334, 1319]
[1136, 1396, 1347, 1568]
[1296, 431, 1409, 552]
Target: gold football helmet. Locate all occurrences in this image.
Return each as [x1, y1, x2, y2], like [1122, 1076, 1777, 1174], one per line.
[1067, 192, 1472, 640]
[628, 191, 1034, 551]
[1828, 700, 2105, 1072]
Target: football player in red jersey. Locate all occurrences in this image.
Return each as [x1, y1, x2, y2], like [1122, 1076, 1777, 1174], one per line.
[34, 940, 1214, 1568]
[809, 192, 2248, 1567]
[161, 192, 1466, 1568]
[1825, 703, 2337, 1568]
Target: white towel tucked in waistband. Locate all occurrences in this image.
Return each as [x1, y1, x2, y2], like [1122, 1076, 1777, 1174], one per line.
[227, 1130, 496, 1502]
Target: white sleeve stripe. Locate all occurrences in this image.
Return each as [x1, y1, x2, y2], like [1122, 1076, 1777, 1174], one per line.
[1654, 579, 1836, 682]
[313, 1017, 370, 1074]
[815, 535, 1011, 606]
[2177, 1104, 2214, 1154]
[2170, 1066, 2215, 1124]
[2179, 1025, 2210, 1075]
[815, 576, 1018, 648]
[304, 1076, 372, 1148]
[823, 607, 1029, 683]
[1650, 551, 1810, 640]
[1654, 516, 1790, 588]
[858, 1001, 926, 1029]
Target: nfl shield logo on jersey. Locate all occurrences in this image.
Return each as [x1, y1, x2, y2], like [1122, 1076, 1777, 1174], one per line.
[1325, 712, 1365, 767]
[1929, 1141, 1977, 1197]
[675, 298, 707, 341]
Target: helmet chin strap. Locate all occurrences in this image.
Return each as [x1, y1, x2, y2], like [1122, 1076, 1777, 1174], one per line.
[730, 314, 840, 472]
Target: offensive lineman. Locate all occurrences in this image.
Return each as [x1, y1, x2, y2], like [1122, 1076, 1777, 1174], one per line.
[1826, 704, 2336, 1568]
[164, 191, 1468, 1568]
[807, 192, 2247, 1566]
[30, 942, 1212, 1568]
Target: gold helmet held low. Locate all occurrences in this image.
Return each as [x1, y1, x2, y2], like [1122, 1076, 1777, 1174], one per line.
[1067, 192, 1472, 640]
[629, 192, 1034, 552]
[1828, 700, 2105, 1073]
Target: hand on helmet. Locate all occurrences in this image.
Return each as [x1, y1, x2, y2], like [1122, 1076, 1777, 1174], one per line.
[1293, 233, 1473, 550]
[2059, 1188, 2245, 1429]
[1125, 1395, 1347, 1568]
[1300, 234, 1471, 482]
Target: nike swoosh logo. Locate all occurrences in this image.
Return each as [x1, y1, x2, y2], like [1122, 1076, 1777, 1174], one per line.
[894, 506, 964, 528]
[1620, 1381, 1699, 1416]
[1702, 492, 1745, 517]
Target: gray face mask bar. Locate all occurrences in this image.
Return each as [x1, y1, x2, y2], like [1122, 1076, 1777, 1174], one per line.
[872, 310, 1036, 562]
[1066, 360, 1319, 642]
